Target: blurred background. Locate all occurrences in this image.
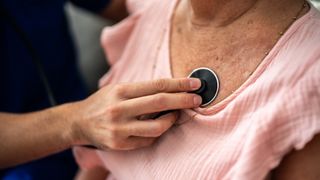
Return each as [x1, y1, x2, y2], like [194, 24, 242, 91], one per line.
[313, 0, 320, 9]
[66, 0, 320, 92]
[66, 3, 110, 93]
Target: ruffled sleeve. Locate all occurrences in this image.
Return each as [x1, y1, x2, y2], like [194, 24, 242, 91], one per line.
[100, 14, 140, 66]
[73, 147, 104, 170]
[228, 56, 320, 180]
[100, 0, 156, 66]
[126, 0, 156, 14]
[270, 56, 320, 160]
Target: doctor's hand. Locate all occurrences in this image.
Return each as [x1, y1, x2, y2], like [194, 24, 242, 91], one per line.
[68, 78, 202, 150]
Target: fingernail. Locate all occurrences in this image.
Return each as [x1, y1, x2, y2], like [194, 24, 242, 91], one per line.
[190, 78, 201, 90]
[193, 95, 202, 106]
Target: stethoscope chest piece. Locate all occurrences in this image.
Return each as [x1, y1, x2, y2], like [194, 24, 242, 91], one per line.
[188, 67, 220, 107]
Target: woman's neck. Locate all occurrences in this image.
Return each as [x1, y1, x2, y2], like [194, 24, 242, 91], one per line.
[187, 0, 305, 27]
[189, 0, 257, 26]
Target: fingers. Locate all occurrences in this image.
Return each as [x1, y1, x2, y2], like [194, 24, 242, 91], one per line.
[116, 137, 156, 150]
[80, 78, 202, 151]
[95, 113, 177, 151]
[119, 92, 202, 117]
[118, 78, 201, 99]
[126, 112, 178, 137]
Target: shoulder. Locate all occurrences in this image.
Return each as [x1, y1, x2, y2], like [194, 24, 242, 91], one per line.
[270, 5, 320, 92]
[100, 0, 174, 66]
[126, 0, 160, 14]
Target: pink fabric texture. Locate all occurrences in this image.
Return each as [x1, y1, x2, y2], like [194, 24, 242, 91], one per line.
[74, 0, 320, 179]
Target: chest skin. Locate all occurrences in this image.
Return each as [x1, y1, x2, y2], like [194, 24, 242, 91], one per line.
[169, 1, 303, 107]
[170, 27, 273, 106]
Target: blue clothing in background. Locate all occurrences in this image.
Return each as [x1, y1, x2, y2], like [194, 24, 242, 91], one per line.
[0, 0, 110, 179]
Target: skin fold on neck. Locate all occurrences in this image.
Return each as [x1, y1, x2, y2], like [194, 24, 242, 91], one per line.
[186, 0, 306, 27]
[189, 0, 257, 26]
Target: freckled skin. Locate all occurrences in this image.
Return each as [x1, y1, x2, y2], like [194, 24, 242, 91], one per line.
[170, 0, 308, 107]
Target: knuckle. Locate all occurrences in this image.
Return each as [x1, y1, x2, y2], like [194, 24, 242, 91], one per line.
[167, 113, 178, 122]
[153, 94, 167, 110]
[113, 85, 126, 97]
[153, 79, 168, 92]
[182, 95, 194, 106]
[106, 106, 122, 119]
[177, 79, 189, 90]
[152, 122, 168, 136]
[107, 125, 121, 139]
[109, 141, 124, 150]
[151, 129, 162, 137]
[146, 139, 155, 146]
[140, 139, 155, 148]
[97, 143, 109, 151]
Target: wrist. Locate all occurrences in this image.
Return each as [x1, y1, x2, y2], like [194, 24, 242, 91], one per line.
[49, 102, 85, 148]
[59, 101, 90, 146]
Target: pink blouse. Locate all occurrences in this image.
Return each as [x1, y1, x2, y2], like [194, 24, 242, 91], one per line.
[74, 0, 320, 179]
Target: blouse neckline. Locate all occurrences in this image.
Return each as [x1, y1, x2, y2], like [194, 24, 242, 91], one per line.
[159, 0, 315, 116]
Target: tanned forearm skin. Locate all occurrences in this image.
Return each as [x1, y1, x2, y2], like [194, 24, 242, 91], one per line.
[0, 103, 76, 168]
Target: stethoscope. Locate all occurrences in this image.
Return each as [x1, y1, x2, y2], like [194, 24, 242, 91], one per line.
[152, 68, 220, 119]
[1, 4, 220, 149]
[188, 67, 219, 107]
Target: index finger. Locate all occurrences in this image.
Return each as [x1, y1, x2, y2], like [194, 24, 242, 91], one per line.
[120, 78, 201, 99]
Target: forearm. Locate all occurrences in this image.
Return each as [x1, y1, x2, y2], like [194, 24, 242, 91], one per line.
[0, 103, 75, 168]
[75, 168, 109, 180]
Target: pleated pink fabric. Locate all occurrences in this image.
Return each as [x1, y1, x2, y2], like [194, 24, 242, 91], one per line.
[73, 0, 320, 179]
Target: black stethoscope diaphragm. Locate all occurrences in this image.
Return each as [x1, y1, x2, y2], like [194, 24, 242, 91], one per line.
[188, 67, 220, 107]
